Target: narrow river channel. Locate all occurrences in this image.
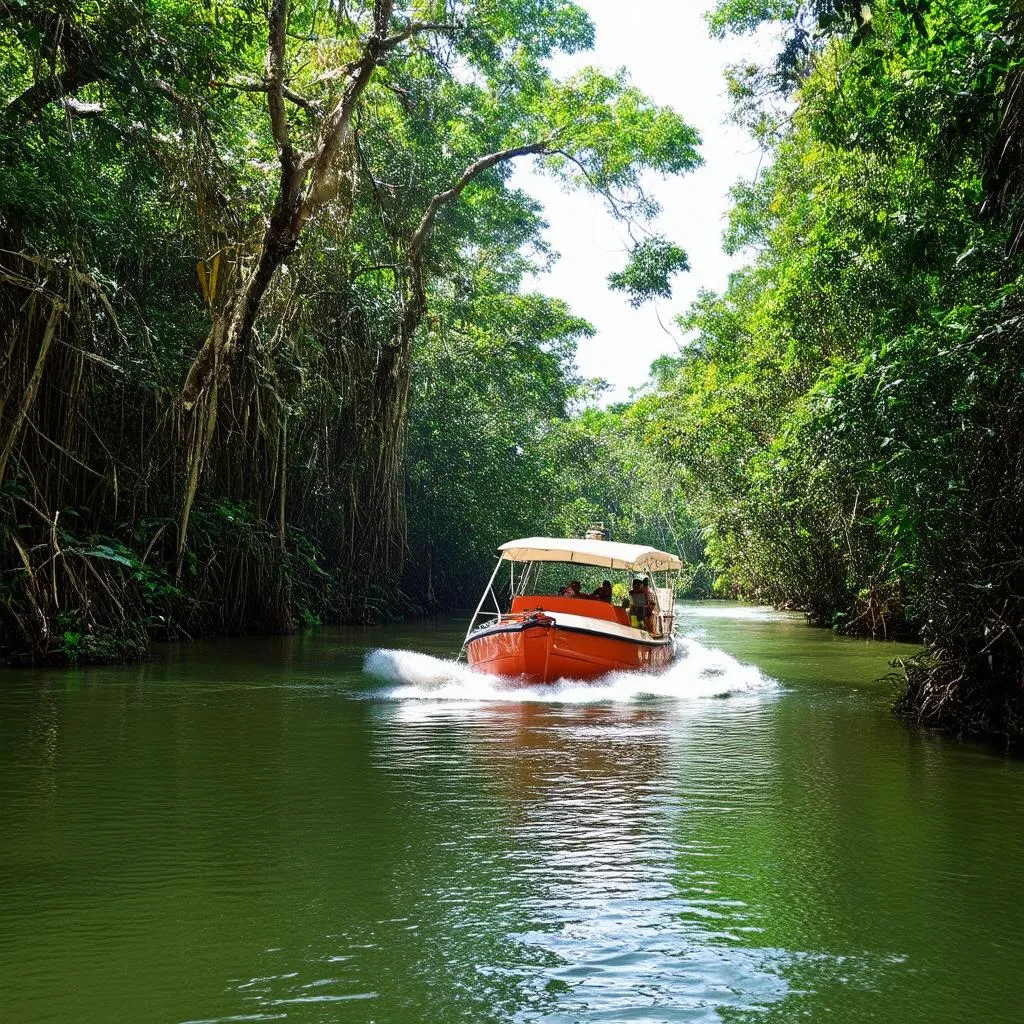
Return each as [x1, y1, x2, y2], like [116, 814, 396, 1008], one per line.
[2, 603, 1023, 1023]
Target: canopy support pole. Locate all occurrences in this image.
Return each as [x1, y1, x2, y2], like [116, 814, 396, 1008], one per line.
[458, 555, 505, 661]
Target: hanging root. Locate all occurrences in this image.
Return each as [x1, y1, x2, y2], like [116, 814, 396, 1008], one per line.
[892, 381, 1024, 744]
[0, 232, 425, 663]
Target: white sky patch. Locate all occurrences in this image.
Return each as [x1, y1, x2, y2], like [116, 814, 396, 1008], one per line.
[512, 0, 775, 402]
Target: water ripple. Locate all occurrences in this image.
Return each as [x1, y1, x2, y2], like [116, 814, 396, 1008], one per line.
[4, 617, 1023, 1024]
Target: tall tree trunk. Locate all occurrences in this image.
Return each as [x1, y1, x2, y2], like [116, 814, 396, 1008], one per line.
[175, 0, 400, 571]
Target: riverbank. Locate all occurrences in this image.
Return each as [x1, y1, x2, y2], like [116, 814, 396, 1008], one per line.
[13, 588, 1024, 752]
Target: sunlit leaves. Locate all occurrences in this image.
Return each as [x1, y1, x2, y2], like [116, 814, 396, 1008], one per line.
[642, 0, 1022, 634]
[538, 68, 702, 195]
[608, 236, 690, 307]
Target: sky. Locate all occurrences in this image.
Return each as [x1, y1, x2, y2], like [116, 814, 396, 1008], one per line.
[512, 0, 769, 402]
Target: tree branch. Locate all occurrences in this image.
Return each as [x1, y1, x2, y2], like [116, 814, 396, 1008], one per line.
[266, 0, 295, 172]
[59, 97, 105, 118]
[212, 79, 318, 113]
[375, 21, 461, 56]
[373, 0, 393, 37]
[549, 149, 619, 211]
[311, 59, 366, 87]
[409, 140, 555, 257]
[4, 62, 100, 121]
[312, 21, 459, 85]
[292, 7, 463, 222]
[152, 78, 187, 106]
[294, 0, 395, 226]
[353, 263, 400, 279]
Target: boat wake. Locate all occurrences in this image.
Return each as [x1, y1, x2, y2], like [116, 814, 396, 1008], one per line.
[362, 637, 776, 704]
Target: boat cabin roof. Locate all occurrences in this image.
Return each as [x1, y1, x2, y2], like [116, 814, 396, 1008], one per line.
[498, 536, 682, 572]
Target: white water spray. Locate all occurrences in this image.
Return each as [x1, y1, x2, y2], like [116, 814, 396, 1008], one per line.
[362, 637, 775, 704]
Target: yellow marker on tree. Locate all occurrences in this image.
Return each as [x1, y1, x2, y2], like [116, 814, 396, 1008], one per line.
[196, 253, 221, 307]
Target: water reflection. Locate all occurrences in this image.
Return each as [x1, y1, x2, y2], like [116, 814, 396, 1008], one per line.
[367, 688, 796, 1022]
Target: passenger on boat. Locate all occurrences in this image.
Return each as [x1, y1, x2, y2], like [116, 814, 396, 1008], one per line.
[642, 578, 657, 631]
[590, 580, 613, 602]
[559, 580, 582, 597]
[629, 578, 652, 629]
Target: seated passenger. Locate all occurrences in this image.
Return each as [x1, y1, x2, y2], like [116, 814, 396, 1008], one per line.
[628, 578, 651, 629]
[642, 578, 657, 632]
[559, 580, 582, 597]
[590, 580, 613, 602]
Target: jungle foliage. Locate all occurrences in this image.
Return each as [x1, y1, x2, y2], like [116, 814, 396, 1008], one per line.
[0, 0, 700, 662]
[637, 0, 1024, 740]
[5, 0, 1021, 747]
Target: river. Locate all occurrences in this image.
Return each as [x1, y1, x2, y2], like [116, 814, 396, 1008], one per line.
[2, 603, 1023, 1023]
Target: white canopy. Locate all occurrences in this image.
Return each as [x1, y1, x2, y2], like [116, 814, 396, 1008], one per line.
[498, 536, 682, 572]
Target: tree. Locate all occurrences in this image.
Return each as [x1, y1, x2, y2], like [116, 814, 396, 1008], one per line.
[167, 0, 702, 590]
[640, 0, 1024, 738]
[0, 0, 703, 658]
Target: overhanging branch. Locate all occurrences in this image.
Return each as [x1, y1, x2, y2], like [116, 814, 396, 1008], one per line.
[549, 148, 630, 221]
[212, 79, 319, 113]
[375, 21, 461, 56]
[313, 20, 461, 86]
[409, 140, 556, 258]
[4, 63, 100, 121]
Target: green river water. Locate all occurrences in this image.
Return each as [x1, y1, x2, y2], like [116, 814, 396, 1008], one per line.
[2, 602, 1023, 1023]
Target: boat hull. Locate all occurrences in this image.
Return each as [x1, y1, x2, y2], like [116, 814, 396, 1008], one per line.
[465, 618, 674, 683]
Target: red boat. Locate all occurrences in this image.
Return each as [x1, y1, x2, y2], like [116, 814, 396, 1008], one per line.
[461, 535, 681, 683]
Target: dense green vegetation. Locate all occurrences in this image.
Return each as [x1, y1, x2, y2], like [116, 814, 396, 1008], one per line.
[632, 0, 1024, 739]
[0, 1, 698, 661]
[3, 0, 1022, 743]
